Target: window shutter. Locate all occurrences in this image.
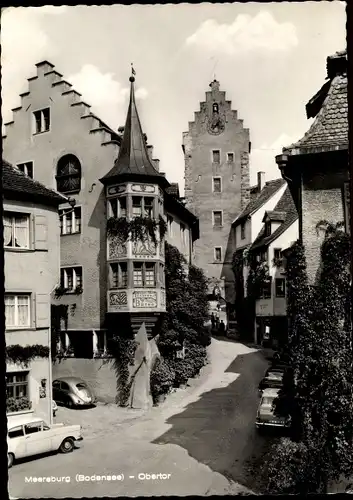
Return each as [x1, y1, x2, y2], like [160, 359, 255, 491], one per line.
[34, 215, 48, 250]
[35, 293, 49, 328]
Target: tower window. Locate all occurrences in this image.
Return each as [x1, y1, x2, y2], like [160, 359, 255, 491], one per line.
[213, 211, 223, 227]
[212, 103, 219, 113]
[212, 177, 222, 193]
[212, 150, 220, 163]
[214, 247, 222, 262]
[56, 154, 81, 194]
[17, 162, 33, 178]
[33, 108, 50, 134]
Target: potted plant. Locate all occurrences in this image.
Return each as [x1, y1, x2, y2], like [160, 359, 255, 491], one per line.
[7, 396, 32, 413]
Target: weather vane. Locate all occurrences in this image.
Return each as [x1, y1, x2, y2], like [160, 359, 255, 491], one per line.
[131, 63, 136, 76]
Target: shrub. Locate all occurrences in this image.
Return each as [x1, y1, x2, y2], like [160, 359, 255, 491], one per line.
[7, 396, 32, 413]
[266, 438, 318, 494]
[150, 358, 175, 403]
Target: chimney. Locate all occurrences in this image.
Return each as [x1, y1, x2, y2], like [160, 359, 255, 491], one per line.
[147, 145, 153, 159]
[326, 50, 347, 79]
[257, 171, 266, 191]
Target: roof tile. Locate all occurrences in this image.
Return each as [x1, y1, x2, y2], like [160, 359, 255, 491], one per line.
[285, 74, 347, 153]
[233, 178, 286, 225]
[2, 160, 66, 206]
[251, 187, 298, 250]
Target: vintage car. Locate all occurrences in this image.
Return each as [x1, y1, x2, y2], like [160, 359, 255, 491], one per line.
[258, 370, 284, 393]
[53, 377, 96, 408]
[264, 365, 288, 378]
[255, 388, 291, 431]
[7, 417, 82, 468]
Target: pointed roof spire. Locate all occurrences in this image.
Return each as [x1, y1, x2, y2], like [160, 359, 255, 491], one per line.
[100, 67, 167, 186]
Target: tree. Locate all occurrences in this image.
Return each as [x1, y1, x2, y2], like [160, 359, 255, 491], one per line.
[269, 224, 353, 494]
[158, 243, 210, 357]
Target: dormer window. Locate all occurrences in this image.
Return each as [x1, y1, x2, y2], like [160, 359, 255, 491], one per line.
[265, 222, 271, 237]
[212, 103, 219, 113]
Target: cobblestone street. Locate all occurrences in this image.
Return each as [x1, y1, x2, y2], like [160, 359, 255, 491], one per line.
[9, 338, 272, 497]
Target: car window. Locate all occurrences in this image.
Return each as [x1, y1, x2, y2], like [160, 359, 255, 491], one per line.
[53, 380, 61, 388]
[76, 383, 87, 389]
[8, 426, 24, 438]
[60, 382, 70, 391]
[261, 397, 275, 406]
[24, 422, 43, 434]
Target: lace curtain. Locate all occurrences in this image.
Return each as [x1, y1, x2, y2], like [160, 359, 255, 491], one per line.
[3, 215, 28, 248]
[5, 295, 29, 327]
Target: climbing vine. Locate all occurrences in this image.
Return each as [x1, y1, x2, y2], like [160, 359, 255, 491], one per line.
[108, 336, 138, 407]
[268, 222, 353, 494]
[107, 214, 167, 245]
[6, 344, 50, 367]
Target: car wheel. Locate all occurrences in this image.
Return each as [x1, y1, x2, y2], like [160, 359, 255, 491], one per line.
[66, 399, 73, 408]
[8, 453, 14, 468]
[59, 438, 75, 453]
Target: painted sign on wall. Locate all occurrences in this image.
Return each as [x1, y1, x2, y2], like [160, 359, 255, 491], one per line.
[133, 291, 157, 308]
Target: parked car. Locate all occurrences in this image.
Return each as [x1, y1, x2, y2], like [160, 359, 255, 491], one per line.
[52, 400, 58, 417]
[258, 370, 284, 393]
[7, 417, 82, 468]
[53, 377, 96, 408]
[265, 365, 287, 377]
[256, 388, 291, 432]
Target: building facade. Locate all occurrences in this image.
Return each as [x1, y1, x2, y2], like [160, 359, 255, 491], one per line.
[249, 187, 298, 346]
[276, 50, 349, 282]
[183, 79, 251, 303]
[3, 160, 66, 424]
[3, 61, 199, 356]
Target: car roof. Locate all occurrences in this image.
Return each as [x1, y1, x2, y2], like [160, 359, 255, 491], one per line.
[7, 416, 46, 428]
[261, 388, 280, 397]
[54, 377, 85, 383]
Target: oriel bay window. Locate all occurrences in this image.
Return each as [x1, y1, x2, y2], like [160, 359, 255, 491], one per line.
[3, 212, 30, 249]
[132, 196, 155, 218]
[61, 267, 83, 292]
[109, 197, 127, 218]
[5, 294, 31, 328]
[133, 262, 156, 287]
[110, 262, 128, 288]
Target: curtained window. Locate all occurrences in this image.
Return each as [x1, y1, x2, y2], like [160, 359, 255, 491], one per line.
[3, 213, 29, 249]
[5, 294, 30, 328]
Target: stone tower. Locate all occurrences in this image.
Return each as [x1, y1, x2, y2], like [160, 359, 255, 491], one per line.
[183, 79, 250, 303]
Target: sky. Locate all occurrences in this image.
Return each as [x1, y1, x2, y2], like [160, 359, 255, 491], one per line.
[1, 3, 346, 194]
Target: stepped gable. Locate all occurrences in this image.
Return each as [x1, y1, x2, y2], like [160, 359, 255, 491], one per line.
[3, 159, 67, 206]
[100, 73, 168, 188]
[283, 50, 347, 155]
[2, 60, 122, 147]
[251, 187, 298, 250]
